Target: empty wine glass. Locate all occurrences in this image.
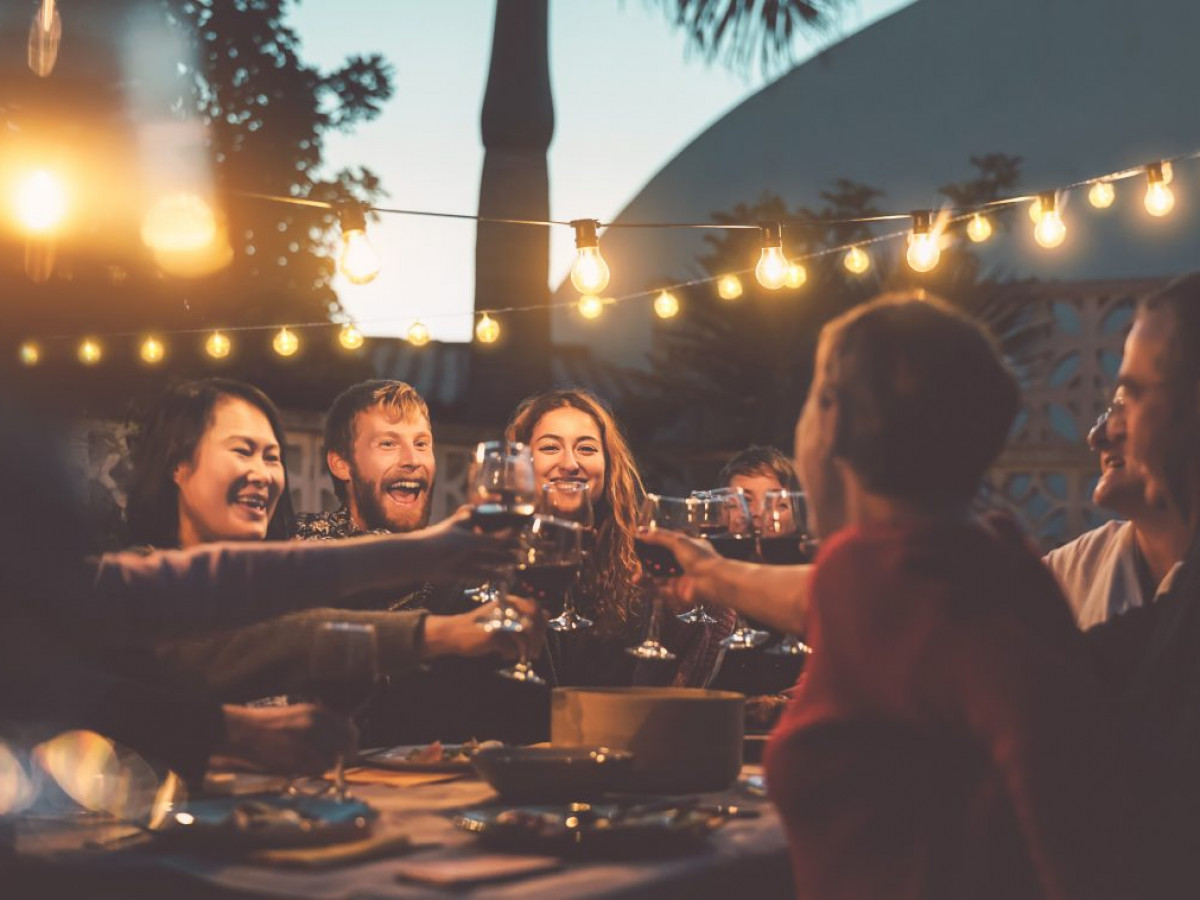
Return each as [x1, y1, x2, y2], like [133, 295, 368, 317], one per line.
[506, 516, 584, 684]
[759, 488, 814, 658]
[540, 481, 595, 632]
[309, 622, 379, 802]
[630, 494, 702, 661]
[468, 441, 537, 634]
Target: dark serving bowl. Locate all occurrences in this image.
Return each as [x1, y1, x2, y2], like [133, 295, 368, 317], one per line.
[471, 746, 635, 803]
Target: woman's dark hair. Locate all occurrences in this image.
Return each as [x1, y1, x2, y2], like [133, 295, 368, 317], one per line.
[125, 378, 294, 547]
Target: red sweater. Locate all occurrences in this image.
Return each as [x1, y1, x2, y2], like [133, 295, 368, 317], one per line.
[764, 518, 1137, 900]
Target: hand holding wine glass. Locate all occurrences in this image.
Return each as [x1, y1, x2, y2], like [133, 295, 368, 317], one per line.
[630, 494, 704, 661]
[308, 622, 380, 801]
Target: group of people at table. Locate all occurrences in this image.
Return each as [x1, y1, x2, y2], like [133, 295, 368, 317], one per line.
[4, 275, 1200, 899]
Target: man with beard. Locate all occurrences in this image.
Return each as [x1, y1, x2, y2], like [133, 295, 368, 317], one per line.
[295, 380, 435, 541]
[295, 380, 527, 744]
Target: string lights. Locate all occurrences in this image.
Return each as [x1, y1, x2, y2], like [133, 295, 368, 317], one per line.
[569, 219, 610, 294]
[13, 147, 1199, 363]
[754, 223, 789, 290]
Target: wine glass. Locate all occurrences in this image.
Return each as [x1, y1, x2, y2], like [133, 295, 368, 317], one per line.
[677, 488, 756, 625]
[630, 494, 700, 661]
[540, 481, 595, 632]
[759, 488, 814, 658]
[506, 516, 584, 684]
[468, 441, 537, 634]
[309, 622, 379, 802]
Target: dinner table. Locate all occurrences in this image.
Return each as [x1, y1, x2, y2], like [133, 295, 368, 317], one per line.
[3, 762, 792, 899]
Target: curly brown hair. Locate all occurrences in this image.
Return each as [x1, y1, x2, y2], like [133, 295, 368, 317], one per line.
[506, 388, 645, 636]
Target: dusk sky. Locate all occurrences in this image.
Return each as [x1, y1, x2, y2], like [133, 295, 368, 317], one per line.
[292, 0, 913, 341]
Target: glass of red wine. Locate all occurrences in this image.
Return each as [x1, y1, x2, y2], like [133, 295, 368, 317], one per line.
[759, 488, 814, 658]
[630, 494, 701, 661]
[540, 481, 595, 632]
[468, 441, 537, 634]
[693, 488, 769, 651]
[309, 622, 380, 802]
[506, 516, 584, 684]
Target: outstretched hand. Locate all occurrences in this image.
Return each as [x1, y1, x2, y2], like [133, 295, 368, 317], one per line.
[407, 508, 522, 584]
[422, 593, 547, 662]
[635, 528, 724, 614]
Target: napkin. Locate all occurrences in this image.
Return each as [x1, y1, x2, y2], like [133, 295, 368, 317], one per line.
[336, 767, 466, 789]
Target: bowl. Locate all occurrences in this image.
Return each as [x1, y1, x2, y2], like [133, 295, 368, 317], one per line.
[470, 746, 635, 803]
[551, 687, 744, 794]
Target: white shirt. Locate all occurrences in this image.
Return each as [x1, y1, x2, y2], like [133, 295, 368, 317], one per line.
[1044, 520, 1181, 630]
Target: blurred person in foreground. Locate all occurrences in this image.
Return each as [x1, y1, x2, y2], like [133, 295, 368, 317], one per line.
[643, 293, 1136, 900]
[1044, 385, 1188, 629]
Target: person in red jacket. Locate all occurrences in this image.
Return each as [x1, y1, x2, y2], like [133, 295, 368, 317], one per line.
[644, 292, 1138, 900]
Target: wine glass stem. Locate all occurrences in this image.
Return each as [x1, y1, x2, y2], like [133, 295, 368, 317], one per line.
[647, 586, 665, 644]
[333, 752, 347, 802]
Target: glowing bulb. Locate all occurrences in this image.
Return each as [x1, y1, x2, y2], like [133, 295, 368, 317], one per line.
[407, 321, 430, 346]
[475, 313, 500, 343]
[1144, 163, 1175, 217]
[1028, 196, 1044, 223]
[966, 213, 993, 243]
[139, 337, 165, 365]
[272, 327, 299, 357]
[1033, 193, 1066, 248]
[13, 170, 68, 234]
[785, 262, 807, 289]
[1088, 181, 1115, 210]
[905, 211, 940, 273]
[843, 246, 871, 275]
[78, 339, 101, 366]
[717, 274, 743, 300]
[338, 324, 364, 350]
[569, 219, 610, 294]
[205, 331, 231, 359]
[27, 0, 60, 77]
[577, 295, 605, 320]
[754, 223, 788, 290]
[18, 342, 40, 366]
[141, 193, 217, 252]
[653, 290, 680, 319]
[336, 202, 381, 285]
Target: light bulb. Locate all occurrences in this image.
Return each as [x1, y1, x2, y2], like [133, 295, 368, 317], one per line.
[139, 337, 165, 365]
[569, 219, 610, 294]
[1028, 196, 1044, 223]
[272, 327, 299, 357]
[338, 324, 364, 350]
[577, 295, 605, 319]
[785, 262, 807, 289]
[1144, 163, 1175, 217]
[13, 169, 68, 234]
[205, 331, 231, 359]
[336, 202, 381, 285]
[1162, 161, 1174, 185]
[407, 321, 430, 346]
[843, 246, 871, 275]
[78, 339, 101, 366]
[1088, 181, 1115, 210]
[755, 223, 788, 290]
[717, 274, 743, 300]
[966, 213, 993, 243]
[475, 313, 500, 343]
[653, 290, 680, 319]
[141, 193, 217, 252]
[1033, 194, 1066, 248]
[905, 211, 940, 273]
[27, 0, 60, 78]
[19, 342, 40, 366]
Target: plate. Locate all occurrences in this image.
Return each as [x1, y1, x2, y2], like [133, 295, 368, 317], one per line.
[471, 746, 634, 802]
[361, 741, 500, 773]
[453, 801, 727, 858]
[152, 794, 375, 851]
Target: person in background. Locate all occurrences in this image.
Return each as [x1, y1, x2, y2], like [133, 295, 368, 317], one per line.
[1043, 386, 1188, 629]
[507, 387, 732, 689]
[644, 293, 1135, 900]
[717, 444, 804, 531]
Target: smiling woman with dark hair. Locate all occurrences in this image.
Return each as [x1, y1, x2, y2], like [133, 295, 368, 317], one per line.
[126, 378, 294, 549]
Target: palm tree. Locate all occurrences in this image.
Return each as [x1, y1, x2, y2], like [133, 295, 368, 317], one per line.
[469, 0, 847, 419]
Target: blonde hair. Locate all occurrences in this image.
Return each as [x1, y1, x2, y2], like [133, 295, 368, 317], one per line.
[506, 388, 645, 635]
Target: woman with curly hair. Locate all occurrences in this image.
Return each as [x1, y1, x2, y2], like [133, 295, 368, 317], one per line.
[506, 387, 729, 687]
